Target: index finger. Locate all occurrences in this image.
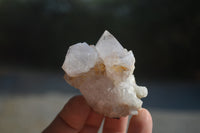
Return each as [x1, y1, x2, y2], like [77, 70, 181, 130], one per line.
[43, 95, 91, 133]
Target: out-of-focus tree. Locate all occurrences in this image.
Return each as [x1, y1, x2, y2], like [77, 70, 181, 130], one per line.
[0, 0, 199, 79]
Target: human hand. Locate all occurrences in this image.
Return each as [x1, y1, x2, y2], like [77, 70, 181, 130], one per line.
[43, 95, 152, 133]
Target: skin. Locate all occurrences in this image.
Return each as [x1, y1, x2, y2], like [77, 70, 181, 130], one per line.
[43, 95, 152, 133]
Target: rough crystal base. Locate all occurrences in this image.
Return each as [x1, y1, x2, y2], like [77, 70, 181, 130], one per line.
[62, 31, 148, 117]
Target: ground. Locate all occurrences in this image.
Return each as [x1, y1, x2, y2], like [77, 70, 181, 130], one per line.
[0, 67, 200, 133]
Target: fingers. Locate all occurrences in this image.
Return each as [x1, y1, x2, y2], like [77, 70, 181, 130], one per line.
[43, 116, 78, 133]
[43, 95, 152, 133]
[103, 116, 129, 133]
[79, 110, 104, 133]
[43, 95, 91, 133]
[128, 108, 153, 133]
[59, 96, 91, 130]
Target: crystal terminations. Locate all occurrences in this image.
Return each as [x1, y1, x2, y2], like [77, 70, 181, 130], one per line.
[62, 31, 148, 118]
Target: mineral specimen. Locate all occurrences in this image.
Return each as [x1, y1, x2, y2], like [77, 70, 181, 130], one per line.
[62, 31, 148, 118]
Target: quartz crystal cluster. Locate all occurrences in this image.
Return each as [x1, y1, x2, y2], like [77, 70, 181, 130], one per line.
[62, 31, 148, 118]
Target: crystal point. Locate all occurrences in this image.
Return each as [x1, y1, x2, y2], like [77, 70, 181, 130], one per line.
[62, 31, 148, 118]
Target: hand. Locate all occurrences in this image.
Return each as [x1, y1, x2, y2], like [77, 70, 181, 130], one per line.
[43, 95, 152, 133]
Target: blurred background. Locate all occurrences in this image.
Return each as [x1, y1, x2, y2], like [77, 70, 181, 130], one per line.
[0, 0, 200, 132]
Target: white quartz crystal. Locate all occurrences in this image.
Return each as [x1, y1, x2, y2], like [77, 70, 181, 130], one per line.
[62, 30, 148, 118]
[62, 42, 98, 77]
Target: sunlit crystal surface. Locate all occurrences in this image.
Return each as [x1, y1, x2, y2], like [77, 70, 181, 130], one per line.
[62, 42, 98, 77]
[62, 31, 148, 118]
